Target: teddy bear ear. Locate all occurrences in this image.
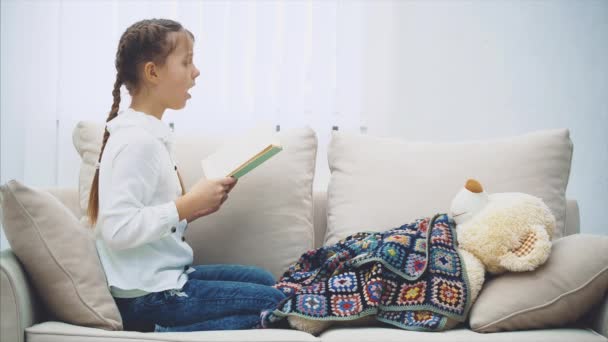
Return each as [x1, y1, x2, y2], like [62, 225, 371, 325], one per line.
[498, 225, 552, 272]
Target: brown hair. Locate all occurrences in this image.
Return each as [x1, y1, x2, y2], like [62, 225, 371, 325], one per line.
[87, 19, 192, 227]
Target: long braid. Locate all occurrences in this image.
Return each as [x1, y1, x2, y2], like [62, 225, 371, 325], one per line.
[87, 75, 122, 226]
[101, 76, 123, 152]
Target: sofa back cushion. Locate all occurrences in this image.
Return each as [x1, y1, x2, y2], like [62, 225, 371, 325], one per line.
[73, 122, 317, 278]
[173, 129, 317, 277]
[326, 129, 573, 245]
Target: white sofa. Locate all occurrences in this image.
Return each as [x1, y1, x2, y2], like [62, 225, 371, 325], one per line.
[1, 125, 607, 342]
[1, 192, 607, 341]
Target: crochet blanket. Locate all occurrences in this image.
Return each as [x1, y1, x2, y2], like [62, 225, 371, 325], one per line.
[262, 214, 472, 331]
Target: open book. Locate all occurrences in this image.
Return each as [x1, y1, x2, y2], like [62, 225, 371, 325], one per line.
[201, 126, 283, 179]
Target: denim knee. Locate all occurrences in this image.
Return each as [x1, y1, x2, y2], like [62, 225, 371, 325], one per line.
[250, 266, 278, 286]
[266, 285, 287, 305]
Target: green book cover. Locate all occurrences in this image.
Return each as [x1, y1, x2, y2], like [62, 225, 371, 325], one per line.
[230, 145, 283, 179]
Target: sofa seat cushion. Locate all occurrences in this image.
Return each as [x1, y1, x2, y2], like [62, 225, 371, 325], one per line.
[26, 321, 320, 342]
[318, 326, 607, 342]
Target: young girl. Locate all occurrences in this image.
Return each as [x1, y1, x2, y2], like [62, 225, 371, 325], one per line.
[88, 18, 286, 332]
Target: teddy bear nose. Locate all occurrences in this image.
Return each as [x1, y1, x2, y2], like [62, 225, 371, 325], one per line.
[465, 179, 484, 193]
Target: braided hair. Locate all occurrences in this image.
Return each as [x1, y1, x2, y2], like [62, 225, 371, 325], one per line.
[87, 19, 193, 226]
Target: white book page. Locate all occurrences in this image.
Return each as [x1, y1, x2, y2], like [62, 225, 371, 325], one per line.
[201, 124, 280, 179]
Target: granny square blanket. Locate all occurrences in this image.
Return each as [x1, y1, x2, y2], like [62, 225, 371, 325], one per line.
[262, 214, 472, 331]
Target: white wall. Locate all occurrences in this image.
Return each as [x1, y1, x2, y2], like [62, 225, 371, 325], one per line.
[358, 0, 608, 236]
[1, 0, 607, 251]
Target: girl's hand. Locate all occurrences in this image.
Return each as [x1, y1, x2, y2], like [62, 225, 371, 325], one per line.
[175, 177, 238, 222]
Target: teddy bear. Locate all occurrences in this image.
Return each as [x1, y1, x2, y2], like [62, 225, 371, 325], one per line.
[448, 179, 555, 303]
[280, 178, 556, 335]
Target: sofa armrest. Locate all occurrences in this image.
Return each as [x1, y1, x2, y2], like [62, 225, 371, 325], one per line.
[1, 249, 42, 342]
[564, 199, 580, 236]
[590, 292, 608, 338]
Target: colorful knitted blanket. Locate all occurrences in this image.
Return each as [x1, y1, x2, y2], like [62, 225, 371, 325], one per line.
[261, 214, 472, 331]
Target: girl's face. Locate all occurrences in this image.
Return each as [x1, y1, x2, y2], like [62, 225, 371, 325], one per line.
[156, 31, 200, 110]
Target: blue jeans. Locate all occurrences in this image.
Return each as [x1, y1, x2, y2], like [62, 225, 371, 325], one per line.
[114, 264, 286, 332]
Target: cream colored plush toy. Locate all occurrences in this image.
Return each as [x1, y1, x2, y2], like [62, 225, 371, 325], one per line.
[448, 178, 556, 306]
[286, 179, 555, 334]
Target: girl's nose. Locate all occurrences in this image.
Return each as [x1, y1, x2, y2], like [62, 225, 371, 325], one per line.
[193, 66, 200, 79]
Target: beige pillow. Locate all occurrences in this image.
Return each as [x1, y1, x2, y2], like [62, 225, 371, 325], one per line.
[72, 122, 317, 278]
[469, 234, 608, 332]
[0, 180, 122, 330]
[326, 129, 573, 245]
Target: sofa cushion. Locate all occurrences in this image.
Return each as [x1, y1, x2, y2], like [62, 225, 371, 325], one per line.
[72, 122, 317, 278]
[318, 326, 607, 342]
[469, 234, 608, 332]
[27, 321, 319, 342]
[325, 129, 573, 245]
[0, 180, 122, 330]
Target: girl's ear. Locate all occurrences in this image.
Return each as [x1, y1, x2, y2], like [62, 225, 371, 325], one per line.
[143, 61, 160, 85]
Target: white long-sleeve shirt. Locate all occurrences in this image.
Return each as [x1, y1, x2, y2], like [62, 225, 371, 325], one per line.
[95, 108, 194, 298]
